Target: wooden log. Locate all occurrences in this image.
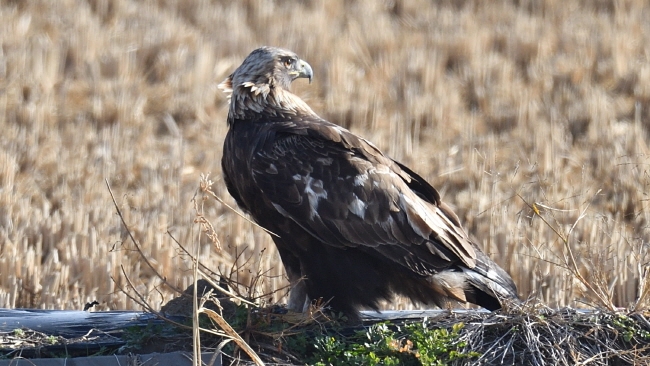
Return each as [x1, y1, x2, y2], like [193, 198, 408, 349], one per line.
[0, 309, 156, 337]
[0, 309, 173, 359]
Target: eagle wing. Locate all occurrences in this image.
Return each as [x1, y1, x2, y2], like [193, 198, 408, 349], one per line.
[251, 121, 477, 275]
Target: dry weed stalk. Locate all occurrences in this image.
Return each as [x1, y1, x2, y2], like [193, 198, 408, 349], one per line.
[197, 174, 280, 238]
[517, 192, 620, 311]
[635, 266, 650, 312]
[108, 177, 265, 365]
[109, 174, 312, 364]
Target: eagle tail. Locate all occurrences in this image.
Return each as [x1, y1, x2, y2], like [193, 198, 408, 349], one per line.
[428, 252, 519, 310]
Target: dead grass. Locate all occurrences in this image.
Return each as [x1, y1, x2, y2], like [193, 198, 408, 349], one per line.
[0, 0, 649, 312]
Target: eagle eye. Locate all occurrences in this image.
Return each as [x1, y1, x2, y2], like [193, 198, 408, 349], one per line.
[283, 57, 295, 68]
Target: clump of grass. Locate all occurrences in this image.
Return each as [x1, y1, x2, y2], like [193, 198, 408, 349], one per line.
[309, 321, 477, 366]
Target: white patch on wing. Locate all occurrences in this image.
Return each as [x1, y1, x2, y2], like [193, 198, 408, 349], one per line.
[348, 194, 366, 218]
[304, 175, 327, 218]
[362, 164, 400, 188]
[354, 173, 368, 186]
[292, 174, 302, 181]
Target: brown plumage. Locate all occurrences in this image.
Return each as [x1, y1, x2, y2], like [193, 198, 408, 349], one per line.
[220, 46, 519, 322]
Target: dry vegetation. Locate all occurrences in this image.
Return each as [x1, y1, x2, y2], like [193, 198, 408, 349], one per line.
[0, 0, 649, 314]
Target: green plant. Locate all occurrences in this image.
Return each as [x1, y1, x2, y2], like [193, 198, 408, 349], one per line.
[610, 314, 650, 343]
[307, 320, 479, 365]
[406, 321, 480, 364]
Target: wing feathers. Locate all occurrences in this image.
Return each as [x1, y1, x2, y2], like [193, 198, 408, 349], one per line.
[400, 193, 477, 268]
[252, 125, 480, 273]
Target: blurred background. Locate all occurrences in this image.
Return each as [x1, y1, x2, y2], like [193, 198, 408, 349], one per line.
[0, 0, 649, 311]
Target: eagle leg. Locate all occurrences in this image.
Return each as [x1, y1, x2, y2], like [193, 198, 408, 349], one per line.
[283, 259, 310, 312]
[287, 278, 310, 312]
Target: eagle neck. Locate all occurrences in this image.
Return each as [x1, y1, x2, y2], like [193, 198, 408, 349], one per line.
[228, 87, 318, 125]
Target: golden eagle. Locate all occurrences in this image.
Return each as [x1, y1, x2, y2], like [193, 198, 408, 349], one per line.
[220, 46, 519, 321]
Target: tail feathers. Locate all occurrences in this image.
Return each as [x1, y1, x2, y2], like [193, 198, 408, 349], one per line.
[469, 251, 519, 300]
[461, 266, 519, 310]
[429, 253, 519, 310]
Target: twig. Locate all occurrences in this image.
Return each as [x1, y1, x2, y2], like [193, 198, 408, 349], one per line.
[197, 173, 279, 238]
[105, 179, 185, 295]
[202, 307, 265, 366]
[517, 193, 616, 311]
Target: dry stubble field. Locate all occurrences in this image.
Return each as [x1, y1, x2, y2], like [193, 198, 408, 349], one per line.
[0, 0, 649, 313]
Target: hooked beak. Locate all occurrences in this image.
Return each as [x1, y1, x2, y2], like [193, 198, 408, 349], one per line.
[295, 60, 313, 84]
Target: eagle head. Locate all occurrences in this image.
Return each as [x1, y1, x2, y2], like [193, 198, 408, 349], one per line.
[220, 46, 315, 122]
[222, 47, 312, 95]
